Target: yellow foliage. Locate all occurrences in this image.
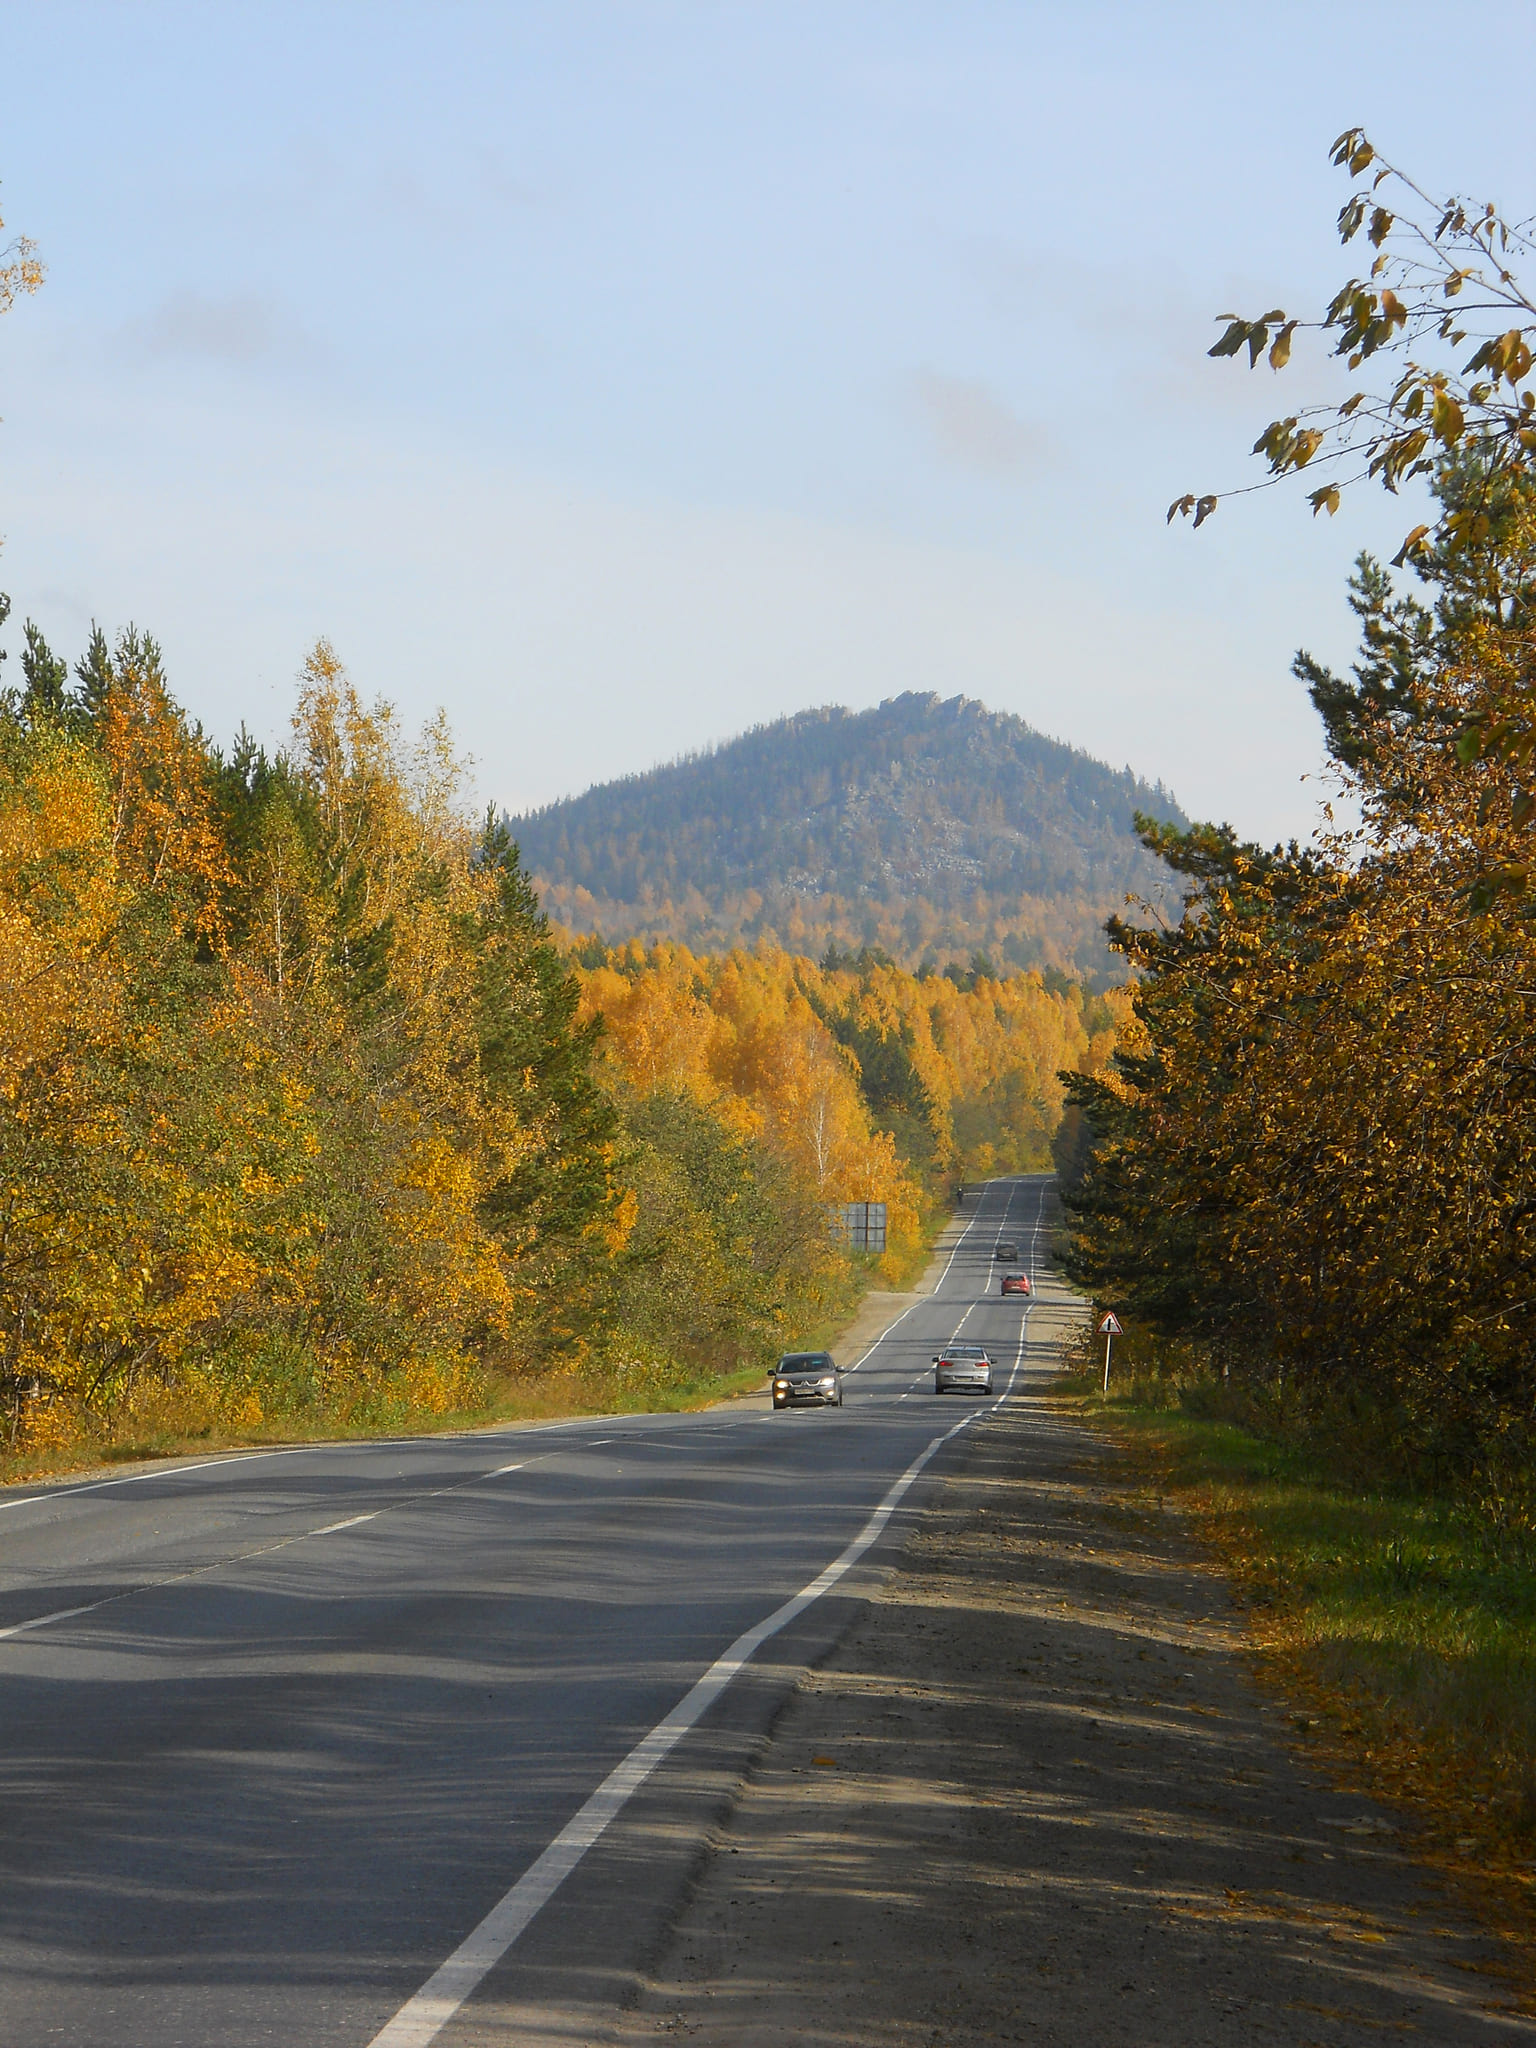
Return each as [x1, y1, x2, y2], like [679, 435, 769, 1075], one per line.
[0, 738, 122, 1098]
[0, 646, 539, 1425]
[15, 1397, 79, 1454]
[0, 195, 44, 317]
[95, 632, 232, 940]
[397, 1355, 481, 1416]
[577, 938, 1117, 1279]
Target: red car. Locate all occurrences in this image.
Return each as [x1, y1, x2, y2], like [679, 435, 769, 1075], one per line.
[1000, 1271, 1031, 1296]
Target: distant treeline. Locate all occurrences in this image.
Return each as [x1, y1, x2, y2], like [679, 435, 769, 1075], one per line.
[0, 614, 1118, 1457]
[511, 693, 1185, 983]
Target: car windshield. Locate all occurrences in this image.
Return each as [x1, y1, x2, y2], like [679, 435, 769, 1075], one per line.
[778, 1355, 833, 1373]
[942, 1347, 987, 1360]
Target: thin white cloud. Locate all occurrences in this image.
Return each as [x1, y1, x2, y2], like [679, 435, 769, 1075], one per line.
[120, 290, 322, 369]
[912, 368, 1051, 478]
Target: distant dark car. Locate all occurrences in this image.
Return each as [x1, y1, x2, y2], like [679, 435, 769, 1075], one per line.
[932, 1344, 993, 1395]
[1000, 1271, 1031, 1296]
[993, 1241, 1018, 1261]
[772, 1352, 844, 1410]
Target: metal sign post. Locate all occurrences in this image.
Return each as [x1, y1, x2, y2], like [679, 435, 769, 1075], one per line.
[1097, 1311, 1122, 1392]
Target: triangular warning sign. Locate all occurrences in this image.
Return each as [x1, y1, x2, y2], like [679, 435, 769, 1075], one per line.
[1097, 1312, 1122, 1336]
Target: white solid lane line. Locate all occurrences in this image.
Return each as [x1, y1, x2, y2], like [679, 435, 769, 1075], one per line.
[364, 1404, 986, 2048]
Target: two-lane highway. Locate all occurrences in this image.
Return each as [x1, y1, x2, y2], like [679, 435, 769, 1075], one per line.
[0, 1175, 1057, 2047]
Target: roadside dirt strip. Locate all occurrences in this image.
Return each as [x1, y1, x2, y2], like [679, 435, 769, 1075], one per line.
[607, 1293, 1535, 2046]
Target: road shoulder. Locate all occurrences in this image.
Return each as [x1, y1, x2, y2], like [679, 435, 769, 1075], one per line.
[605, 1374, 1534, 2043]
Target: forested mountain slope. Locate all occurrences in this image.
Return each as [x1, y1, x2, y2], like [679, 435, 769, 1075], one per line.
[510, 694, 1186, 980]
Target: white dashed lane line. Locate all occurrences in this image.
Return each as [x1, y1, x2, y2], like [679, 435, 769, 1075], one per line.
[0, 1449, 571, 1648]
[903, 1176, 1048, 1403]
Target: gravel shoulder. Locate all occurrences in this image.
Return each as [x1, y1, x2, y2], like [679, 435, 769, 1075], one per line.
[606, 1269, 1536, 2048]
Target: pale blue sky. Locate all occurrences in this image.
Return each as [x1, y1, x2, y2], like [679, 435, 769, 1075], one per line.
[1, 1, 1531, 840]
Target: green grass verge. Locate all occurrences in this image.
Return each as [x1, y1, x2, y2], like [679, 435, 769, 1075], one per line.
[1056, 1368, 1536, 1898]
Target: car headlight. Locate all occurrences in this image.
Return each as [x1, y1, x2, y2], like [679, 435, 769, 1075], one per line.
[820, 1375, 836, 1389]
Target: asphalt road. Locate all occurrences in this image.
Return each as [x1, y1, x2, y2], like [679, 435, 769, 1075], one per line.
[0, 1173, 1053, 2048]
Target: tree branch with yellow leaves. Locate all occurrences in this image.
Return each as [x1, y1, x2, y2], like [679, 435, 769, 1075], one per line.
[0, 189, 43, 319]
[1169, 131, 1534, 564]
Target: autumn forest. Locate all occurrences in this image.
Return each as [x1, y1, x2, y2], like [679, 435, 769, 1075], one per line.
[0, 616, 1119, 1461]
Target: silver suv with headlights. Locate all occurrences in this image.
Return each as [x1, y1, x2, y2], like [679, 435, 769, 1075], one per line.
[771, 1352, 844, 1410]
